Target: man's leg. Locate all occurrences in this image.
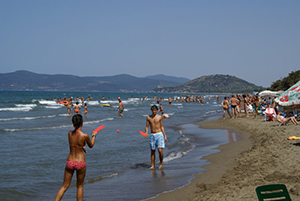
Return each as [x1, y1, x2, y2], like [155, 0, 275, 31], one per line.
[150, 149, 156, 169]
[158, 148, 164, 169]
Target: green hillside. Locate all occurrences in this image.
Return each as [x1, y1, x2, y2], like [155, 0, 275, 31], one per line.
[152, 74, 264, 93]
[268, 70, 300, 91]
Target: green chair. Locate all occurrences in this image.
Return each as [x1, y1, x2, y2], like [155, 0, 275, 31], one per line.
[256, 184, 291, 201]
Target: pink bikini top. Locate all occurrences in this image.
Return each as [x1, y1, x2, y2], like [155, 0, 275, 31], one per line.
[69, 143, 85, 148]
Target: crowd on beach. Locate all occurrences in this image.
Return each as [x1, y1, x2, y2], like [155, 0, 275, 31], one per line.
[50, 93, 300, 127]
[221, 93, 299, 126]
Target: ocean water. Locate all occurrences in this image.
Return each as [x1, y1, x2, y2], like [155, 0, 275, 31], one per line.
[0, 91, 239, 201]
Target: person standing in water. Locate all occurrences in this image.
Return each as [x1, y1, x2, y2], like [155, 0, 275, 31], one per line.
[55, 114, 98, 201]
[73, 102, 81, 114]
[67, 102, 72, 116]
[145, 105, 167, 169]
[117, 99, 125, 116]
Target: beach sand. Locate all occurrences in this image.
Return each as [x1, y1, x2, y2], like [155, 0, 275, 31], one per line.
[148, 114, 300, 201]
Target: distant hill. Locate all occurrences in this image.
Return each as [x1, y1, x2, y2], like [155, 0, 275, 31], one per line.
[152, 74, 265, 93]
[144, 74, 190, 84]
[0, 70, 187, 92]
[268, 70, 300, 91]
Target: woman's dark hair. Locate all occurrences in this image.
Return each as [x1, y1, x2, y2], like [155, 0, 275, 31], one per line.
[72, 114, 83, 129]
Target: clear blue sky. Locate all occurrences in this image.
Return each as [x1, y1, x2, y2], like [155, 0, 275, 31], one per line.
[1, 1, 299, 87]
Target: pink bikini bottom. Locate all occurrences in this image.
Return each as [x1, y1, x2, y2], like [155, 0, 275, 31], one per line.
[66, 161, 86, 170]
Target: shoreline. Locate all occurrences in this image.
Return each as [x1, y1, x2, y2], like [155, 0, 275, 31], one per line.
[148, 114, 300, 201]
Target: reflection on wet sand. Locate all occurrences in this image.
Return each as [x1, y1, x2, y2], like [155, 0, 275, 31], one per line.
[152, 169, 165, 178]
[227, 130, 241, 142]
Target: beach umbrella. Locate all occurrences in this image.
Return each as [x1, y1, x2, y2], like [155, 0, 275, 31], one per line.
[258, 90, 282, 97]
[274, 80, 300, 109]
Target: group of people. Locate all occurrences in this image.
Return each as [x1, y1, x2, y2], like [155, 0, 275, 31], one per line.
[221, 94, 299, 126]
[221, 94, 250, 119]
[55, 96, 126, 117]
[56, 97, 90, 116]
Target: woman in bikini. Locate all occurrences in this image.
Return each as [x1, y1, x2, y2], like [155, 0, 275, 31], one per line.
[276, 112, 299, 125]
[252, 95, 259, 119]
[221, 97, 232, 119]
[55, 114, 98, 201]
[73, 102, 81, 114]
[242, 94, 250, 118]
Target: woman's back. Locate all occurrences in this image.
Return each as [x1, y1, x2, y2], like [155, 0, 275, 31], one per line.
[68, 130, 87, 162]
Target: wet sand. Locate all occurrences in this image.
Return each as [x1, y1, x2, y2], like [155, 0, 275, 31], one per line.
[148, 114, 300, 201]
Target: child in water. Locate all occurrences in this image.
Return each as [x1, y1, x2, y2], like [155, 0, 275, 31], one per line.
[84, 103, 87, 115]
[73, 102, 81, 114]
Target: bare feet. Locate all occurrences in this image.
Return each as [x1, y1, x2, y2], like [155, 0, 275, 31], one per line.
[149, 166, 155, 170]
[159, 165, 163, 169]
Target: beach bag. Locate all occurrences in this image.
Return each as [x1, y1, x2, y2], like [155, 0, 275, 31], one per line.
[247, 105, 253, 112]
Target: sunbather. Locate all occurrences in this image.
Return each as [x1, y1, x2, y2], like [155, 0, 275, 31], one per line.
[276, 112, 299, 125]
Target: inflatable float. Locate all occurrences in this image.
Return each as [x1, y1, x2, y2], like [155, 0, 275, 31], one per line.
[59, 101, 68, 106]
[100, 104, 111, 107]
[287, 136, 300, 140]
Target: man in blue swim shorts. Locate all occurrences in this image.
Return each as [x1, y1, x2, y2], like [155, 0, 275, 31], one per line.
[145, 105, 168, 169]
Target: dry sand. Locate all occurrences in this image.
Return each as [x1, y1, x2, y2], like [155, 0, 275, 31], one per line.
[148, 114, 300, 201]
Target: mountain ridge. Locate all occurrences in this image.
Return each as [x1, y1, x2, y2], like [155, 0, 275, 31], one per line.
[0, 70, 187, 92]
[0, 71, 264, 93]
[152, 74, 264, 93]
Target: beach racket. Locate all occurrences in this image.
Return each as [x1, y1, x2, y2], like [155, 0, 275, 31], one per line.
[287, 136, 300, 140]
[139, 131, 148, 137]
[93, 125, 105, 133]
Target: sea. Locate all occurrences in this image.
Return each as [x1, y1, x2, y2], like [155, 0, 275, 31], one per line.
[0, 91, 240, 201]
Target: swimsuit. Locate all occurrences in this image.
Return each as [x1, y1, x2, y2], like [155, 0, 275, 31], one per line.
[231, 105, 237, 108]
[66, 161, 86, 170]
[70, 144, 85, 148]
[75, 109, 79, 113]
[149, 132, 165, 150]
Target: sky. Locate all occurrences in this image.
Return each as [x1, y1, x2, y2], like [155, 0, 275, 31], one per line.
[1, 1, 299, 87]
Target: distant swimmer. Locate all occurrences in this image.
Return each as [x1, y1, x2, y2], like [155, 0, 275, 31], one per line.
[168, 98, 172, 106]
[162, 112, 170, 119]
[67, 102, 72, 115]
[117, 99, 125, 116]
[84, 103, 87, 117]
[157, 101, 163, 113]
[145, 105, 167, 169]
[73, 102, 81, 114]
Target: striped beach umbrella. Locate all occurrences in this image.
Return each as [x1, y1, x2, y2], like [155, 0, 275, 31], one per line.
[275, 80, 300, 109]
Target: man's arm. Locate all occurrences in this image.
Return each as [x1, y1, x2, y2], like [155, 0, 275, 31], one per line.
[145, 116, 149, 134]
[160, 117, 167, 143]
